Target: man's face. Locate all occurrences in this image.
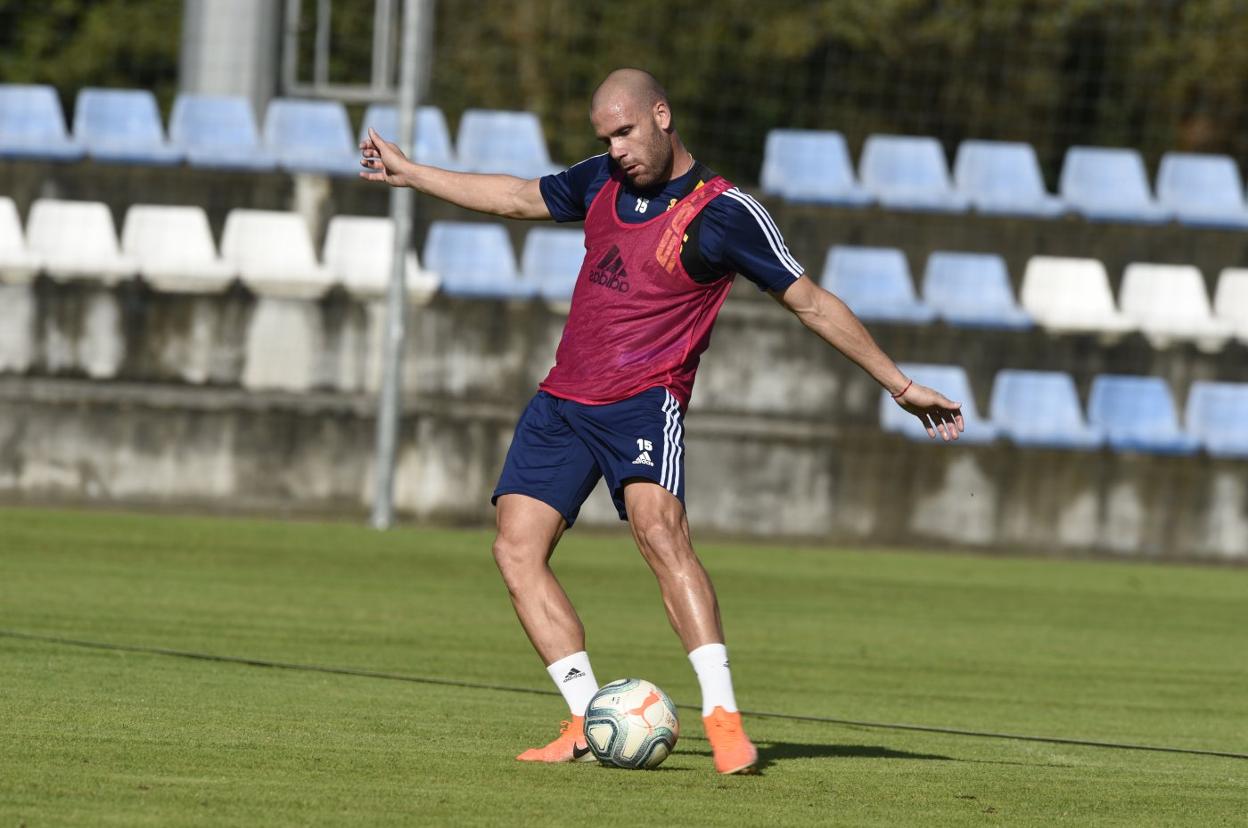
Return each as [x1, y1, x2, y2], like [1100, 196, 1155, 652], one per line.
[590, 96, 673, 188]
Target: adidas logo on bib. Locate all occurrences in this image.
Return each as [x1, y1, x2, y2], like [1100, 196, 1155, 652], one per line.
[632, 451, 654, 467]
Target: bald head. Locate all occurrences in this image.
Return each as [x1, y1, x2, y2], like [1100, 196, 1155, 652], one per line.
[591, 68, 668, 114]
[590, 68, 688, 188]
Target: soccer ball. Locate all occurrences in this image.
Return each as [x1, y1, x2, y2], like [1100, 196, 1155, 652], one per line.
[584, 678, 680, 769]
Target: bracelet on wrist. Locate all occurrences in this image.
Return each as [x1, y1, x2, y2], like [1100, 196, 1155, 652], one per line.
[891, 378, 913, 399]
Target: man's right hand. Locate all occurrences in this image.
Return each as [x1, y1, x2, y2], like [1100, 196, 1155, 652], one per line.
[359, 127, 412, 187]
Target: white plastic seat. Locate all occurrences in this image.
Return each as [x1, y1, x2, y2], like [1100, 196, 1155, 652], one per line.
[1118, 263, 1231, 352]
[521, 227, 584, 310]
[221, 209, 334, 300]
[456, 110, 561, 178]
[0, 196, 41, 284]
[121, 205, 236, 294]
[26, 199, 136, 284]
[321, 215, 439, 302]
[1020, 256, 1134, 336]
[1213, 268, 1248, 344]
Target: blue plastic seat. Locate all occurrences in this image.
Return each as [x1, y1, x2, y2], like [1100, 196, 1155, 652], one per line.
[73, 88, 182, 165]
[1087, 375, 1198, 454]
[1155, 152, 1248, 229]
[989, 370, 1102, 450]
[521, 228, 583, 303]
[922, 252, 1032, 329]
[1185, 381, 1248, 458]
[879, 363, 996, 444]
[170, 94, 277, 171]
[262, 98, 359, 176]
[820, 246, 936, 323]
[759, 129, 871, 206]
[359, 104, 457, 169]
[1059, 147, 1171, 224]
[423, 221, 528, 298]
[953, 140, 1065, 218]
[455, 109, 561, 178]
[0, 84, 84, 161]
[859, 135, 968, 213]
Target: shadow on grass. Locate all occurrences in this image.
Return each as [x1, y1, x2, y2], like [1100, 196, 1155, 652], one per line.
[681, 737, 1065, 774]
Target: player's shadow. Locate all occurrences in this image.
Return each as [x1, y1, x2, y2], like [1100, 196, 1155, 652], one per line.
[754, 741, 953, 772]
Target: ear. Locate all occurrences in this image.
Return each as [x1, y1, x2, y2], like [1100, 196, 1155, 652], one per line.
[654, 100, 672, 132]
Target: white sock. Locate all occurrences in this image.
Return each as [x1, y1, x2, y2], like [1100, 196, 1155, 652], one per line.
[546, 651, 599, 717]
[688, 642, 738, 716]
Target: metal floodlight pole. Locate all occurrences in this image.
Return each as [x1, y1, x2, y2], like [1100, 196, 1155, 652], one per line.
[370, 0, 427, 530]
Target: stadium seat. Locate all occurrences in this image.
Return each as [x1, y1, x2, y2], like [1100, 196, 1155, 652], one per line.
[820, 246, 936, 323]
[879, 363, 996, 444]
[359, 104, 458, 169]
[423, 221, 528, 299]
[921, 252, 1032, 329]
[1117, 263, 1231, 352]
[121, 205, 236, 294]
[1185, 381, 1248, 459]
[0, 196, 41, 285]
[759, 129, 872, 206]
[989, 370, 1103, 450]
[0, 84, 85, 161]
[520, 227, 584, 308]
[262, 98, 359, 176]
[26, 199, 136, 284]
[1213, 268, 1248, 344]
[858, 134, 968, 213]
[0, 283, 34, 373]
[952, 140, 1065, 218]
[221, 209, 334, 299]
[1155, 152, 1248, 229]
[170, 94, 278, 171]
[1087, 375, 1199, 455]
[72, 88, 183, 165]
[455, 109, 562, 178]
[321, 215, 439, 302]
[1058, 146, 1170, 223]
[1019, 256, 1134, 336]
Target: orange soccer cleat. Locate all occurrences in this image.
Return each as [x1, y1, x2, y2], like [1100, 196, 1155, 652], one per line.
[702, 707, 758, 774]
[516, 715, 595, 763]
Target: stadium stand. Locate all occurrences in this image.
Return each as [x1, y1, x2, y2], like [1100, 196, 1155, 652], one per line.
[423, 221, 530, 298]
[1117, 263, 1231, 352]
[820, 245, 937, 323]
[0, 84, 85, 161]
[989, 370, 1103, 450]
[321, 215, 439, 302]
[921, 251, 1032, 329]
[952, 140, 1066, 218]
[262, 98, 359, 176]
[72, 88, 183, 166]
[520, 227, 584, 309]
[759, 129, 873, 205]
[1020, 256, 1134, 336]
[359, 104, 458, 169]
[121, 205, 236, 294]
[1059, 146, 1171, 224]
[0, 281, 33, 373]
[1185, 381, 1248, 459]
[454, 109, 562, 178]
[220, 209, 334, 299]
[880, 363, 996, 443]
[170, 94, 278, 171]
[26, 199, 136, 284]
[0, 196, 41, 284]
[1155, 152, 1248, 229]
[1087, 375, 1199, 455]
[858, 134, 968, 213]
[1213, 268, 1248, 344]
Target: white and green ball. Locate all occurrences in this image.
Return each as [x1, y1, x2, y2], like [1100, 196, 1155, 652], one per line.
[584, 678, 680, 769]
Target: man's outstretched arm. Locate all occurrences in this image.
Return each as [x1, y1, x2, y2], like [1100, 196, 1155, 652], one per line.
[773, 276, 965, 441]
[359, 127, 552, 221]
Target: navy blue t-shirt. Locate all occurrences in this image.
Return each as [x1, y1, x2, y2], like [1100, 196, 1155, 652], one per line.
[539, 154, 804, 292]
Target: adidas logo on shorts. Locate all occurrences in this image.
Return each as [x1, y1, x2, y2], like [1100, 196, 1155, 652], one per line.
[632, 450, 654, 467]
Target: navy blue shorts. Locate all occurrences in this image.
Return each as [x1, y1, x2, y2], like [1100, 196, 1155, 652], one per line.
[492, 387, 685, 527]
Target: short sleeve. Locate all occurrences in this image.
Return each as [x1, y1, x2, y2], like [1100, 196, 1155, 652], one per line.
[698, 189, 804, 292]
[539, 153, 611, 223]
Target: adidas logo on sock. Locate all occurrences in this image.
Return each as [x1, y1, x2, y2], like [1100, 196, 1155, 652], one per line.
[632, 451, 654, 466]
[563, 667, 586, 682]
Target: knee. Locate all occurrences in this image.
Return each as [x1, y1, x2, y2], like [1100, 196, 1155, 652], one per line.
[492, 533, 543, 580]
[637, 516, 693, 571]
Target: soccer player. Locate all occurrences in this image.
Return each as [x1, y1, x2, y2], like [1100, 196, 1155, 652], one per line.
[361, 68, 964, 775]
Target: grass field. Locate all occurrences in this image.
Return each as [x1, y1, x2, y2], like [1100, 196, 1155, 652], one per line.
[2, 506, 1246, 826]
